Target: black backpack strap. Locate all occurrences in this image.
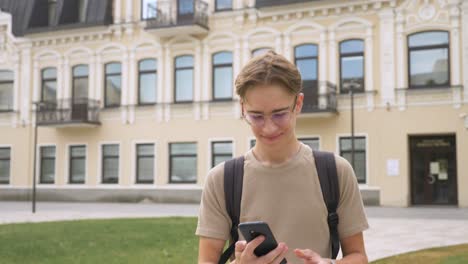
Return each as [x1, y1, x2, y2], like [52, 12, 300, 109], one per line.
[218, 156, 245, 264]
[313, 150, 340, 259]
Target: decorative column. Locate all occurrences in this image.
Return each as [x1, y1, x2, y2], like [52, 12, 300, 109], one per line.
[462, 1, 468, 101]
[202, 42, 211, 120]
[242, 36, 250, 66]
[12, 54, 20, 127]
[379, 8, 397, 106]
[275, 33, 283, 54]
[164, 45, 172, 122]
[128, 49, 136, 123]
[125, 0, 133, 23]
[95, 55, 103, 104]
[89, 54, 96, 101]
[121, 51, 129, 124]
[365, 26, 375, 111]
[63, 58, 71, 100]
[20, 47, 32, 123]
[194, 44, 202, 120]
[156, 49, 164, 123]
[57, 56, 64, 101]
[328, 30, 337, 86]
[114, 0, 122, 24]
[283, 33, 291, 61]
[318, 30, 328, 109]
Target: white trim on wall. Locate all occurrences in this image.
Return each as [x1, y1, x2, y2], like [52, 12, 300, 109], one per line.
[97, 141, 122, 186]
[36, 143, 57, 186]
[335, 133, 370, 186]
[297, 135, 322, 151]
[65, 143, 89, 186]
[131, 140, 157, 186]
[207, 137, 236, 171]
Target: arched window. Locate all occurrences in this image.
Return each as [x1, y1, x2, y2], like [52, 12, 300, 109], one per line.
[340, 39, 364, 93]
[408, 31, 450, 88]
[174, 55, 194, 103]
[252, 47, 272, 57]
[141, 0, 157, 19]
[0, 70, 14, 112]
[138, 59, 158, 105]
[294, 44, 318, 112]
[212, 51, 233, 101]
[72, 65, 88, 101]
[41, 67, 57, 102]
[104, 62, 122, 107]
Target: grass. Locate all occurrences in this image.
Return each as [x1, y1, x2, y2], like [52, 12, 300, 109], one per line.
[1, 217, 466, 264]
[371, 244, 468, 264]
[0, 217, 199, 264]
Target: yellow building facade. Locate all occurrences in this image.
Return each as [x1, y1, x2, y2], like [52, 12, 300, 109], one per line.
[0, 0, 467, 207]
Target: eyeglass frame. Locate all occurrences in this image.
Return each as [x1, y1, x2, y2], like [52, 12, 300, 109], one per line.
[241, 95, 299, 127]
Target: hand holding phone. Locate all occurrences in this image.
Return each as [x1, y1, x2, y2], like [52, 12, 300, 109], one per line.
[238, 221, 287, 264]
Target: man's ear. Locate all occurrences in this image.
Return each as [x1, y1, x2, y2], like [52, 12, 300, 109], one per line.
[295, 93, 304, 113]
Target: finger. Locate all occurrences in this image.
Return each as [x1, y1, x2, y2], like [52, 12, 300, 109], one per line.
[270, 243, 289, 264]
[244, 235, 265, 255]
[234, 241, 247, 261]
[235, 240, 247, 252]
[260, 242, 288, 264]
[293, 249, 320, 261]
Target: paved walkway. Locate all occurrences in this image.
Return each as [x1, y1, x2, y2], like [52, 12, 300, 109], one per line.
[1, 202, 468, 261]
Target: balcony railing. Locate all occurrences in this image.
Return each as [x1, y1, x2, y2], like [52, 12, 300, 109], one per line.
[301, 81, 337, 114]
[36, 98, 101, 127]
[144, 0, 209, 30]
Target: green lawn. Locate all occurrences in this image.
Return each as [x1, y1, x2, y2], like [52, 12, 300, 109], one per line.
[0, 217, 199, 264]
[1, 217, 467, 264]
[371, 244, 468, 264]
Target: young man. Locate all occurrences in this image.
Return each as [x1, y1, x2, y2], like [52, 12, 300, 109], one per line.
[196, 51, 369, 264]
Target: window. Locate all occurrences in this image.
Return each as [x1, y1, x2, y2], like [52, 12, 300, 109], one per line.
[408, 31, 450, 88]
[69, 145, 85, 184]
[136, 144, 154, 184]
[340, 39, 365, 94]
[0, 147, 11, 184]
[169, 143, 197, 183]
[252, 48, 271, 57]
[174, 55, 194, 103]
[72, 65, 88, 101]
[78, 0, 88, 22]
[299, 138, 319, 151]
[250, 139, 256, 148]
[102, 144, 119, 184]
[41, 68, 57, 102]
[141, 0, 157, 19]
[215, 0, 232, 11]
[211, 141, 233, 168]
[295, 44, 318, 112]
[105, 62, 122, 107]
[212, 52, 233, 101]
[0, 70, 13, 112]
[339, 137, 366, 184]
[48, 0, 57, 26]
[138, 59, 158, 105]
[40, 146, 55, 184]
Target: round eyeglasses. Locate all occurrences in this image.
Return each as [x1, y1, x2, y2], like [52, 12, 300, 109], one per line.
[242, 97, 298, 127]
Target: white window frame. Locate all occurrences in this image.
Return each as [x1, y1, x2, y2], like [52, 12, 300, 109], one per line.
[132, 140, 157, 186]
[0, 144, 12, 186]
[336, 133, 369, 186]
[37, 143, 57, 186]
[98, 141, 122, 186]
[65, 143, 88, 186]
[208, 138, 235, 170]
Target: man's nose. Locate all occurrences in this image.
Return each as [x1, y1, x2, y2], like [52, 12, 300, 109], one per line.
[261, 117, 278, 134]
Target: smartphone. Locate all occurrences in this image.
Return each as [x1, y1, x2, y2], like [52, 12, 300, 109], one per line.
[238, 221, 287, 264]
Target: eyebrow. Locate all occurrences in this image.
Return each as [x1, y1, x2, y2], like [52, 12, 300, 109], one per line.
[246, 106, 290, 114]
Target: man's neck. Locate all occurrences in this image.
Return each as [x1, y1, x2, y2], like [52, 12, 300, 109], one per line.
[253, 138, 301, 166]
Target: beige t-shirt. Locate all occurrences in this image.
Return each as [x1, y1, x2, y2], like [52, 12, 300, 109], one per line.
[196, 143, 369, 263]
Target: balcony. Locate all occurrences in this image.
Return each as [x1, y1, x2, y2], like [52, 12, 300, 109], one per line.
[36, 98, 101, 127]
[143, 0, 209, 37]
[300, 81, 337, 117]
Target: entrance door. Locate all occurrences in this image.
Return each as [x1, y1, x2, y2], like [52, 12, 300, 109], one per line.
[177, 0, 194, 24]
[410, 135, 457, 205]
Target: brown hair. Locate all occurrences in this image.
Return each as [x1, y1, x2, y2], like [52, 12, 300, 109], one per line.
[235, 50, 303, 100]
